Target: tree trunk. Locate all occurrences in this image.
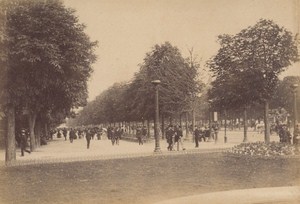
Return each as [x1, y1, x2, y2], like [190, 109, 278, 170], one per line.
[35, 117, 42, 147]
[208, 111, 213, 141]
[179, 113, 182, 127]
[224, 110, 227, 143]
[243, 107, 248, 142]
[185, 112, 189, 138]
[264, 101, 270, 143]
[43, 121, 48, 143]
[128, 121, 131, 134]
[161, 114, 165, 139]
[6, 105, 16, 163]
[147, 120, 150, 138]
[28, 112, 37, 152]
[192, 109, 195, 135]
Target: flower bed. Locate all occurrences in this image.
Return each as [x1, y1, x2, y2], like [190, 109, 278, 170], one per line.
[228, 141, 299, 157]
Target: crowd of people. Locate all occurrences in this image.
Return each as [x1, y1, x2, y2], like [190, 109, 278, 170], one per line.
[165, 125, 185, 151]
[135, 126, 147, 145]
[107, 126, 125, 145]
[53, 127, 104, 149]
[15, 120, 300, 157]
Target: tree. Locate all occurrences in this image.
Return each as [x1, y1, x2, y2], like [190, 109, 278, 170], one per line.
[0, 0, 97, 161]
[128, 42, 201, 123]
[208, 19, 299, 143]
[71, 42, 203, 136]
[271, 76, 300, 120]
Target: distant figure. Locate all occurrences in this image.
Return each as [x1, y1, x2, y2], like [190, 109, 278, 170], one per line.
[175, 126, 185, 151]
[136, 126, 143, 145]
[212, 123, 219, 140]
[69, 128, 75, 143]
[56, 129, 61, 138]
[110, 128, 116, 145]
[20, 129, 30, 156]
[78, 129, 83, 139]
[96, 128, 101, 140]
[63, 128, 67, 141]
[115, 127, 122, 145]
[279, 125, 292, 144]
[85, 129, 92, 149]
[194, 126, 201, 148]
[142, 126, 147, 140]
[204, 126, 210, 141]
[107, 127, 112, 140]
[256, 122, 265, 134]
[199, 127, 206, 142]
[293, 124, 300, 145]
[166, 126, 175, 151]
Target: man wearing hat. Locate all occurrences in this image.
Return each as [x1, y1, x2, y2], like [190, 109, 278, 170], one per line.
[166, 125, 175, 151]
[194, 126, 201, 148]
[20, 129, 30, 156]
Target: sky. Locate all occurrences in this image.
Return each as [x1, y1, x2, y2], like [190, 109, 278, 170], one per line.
[64, 0, 300, 101]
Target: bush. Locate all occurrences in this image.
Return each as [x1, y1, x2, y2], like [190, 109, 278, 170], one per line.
[228, 142, 299, 157]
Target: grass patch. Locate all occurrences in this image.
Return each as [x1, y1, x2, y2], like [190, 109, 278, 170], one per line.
[0, 153, 299, 204]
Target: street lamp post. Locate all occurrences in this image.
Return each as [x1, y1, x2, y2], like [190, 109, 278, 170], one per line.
[152, 80, 161, 152]
[291, 84, 298, 140]
[188, 92, 196, 142]
[224, 109, 227, 143]
[208, 100, 214, 142]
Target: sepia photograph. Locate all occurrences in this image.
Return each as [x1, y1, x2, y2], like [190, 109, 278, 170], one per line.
[0, 0, 300, 203]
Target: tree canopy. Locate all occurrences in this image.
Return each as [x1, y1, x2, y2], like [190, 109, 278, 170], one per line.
[208, 19, 299, 111]
[70, 42, 203, 126]
[207, 19, 299, 143]
[0, 0, 97, 158]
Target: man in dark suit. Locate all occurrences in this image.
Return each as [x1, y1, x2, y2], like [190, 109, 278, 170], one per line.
[194, 126, 201, 148]
[142, 126, 147, 142]
[85, 129, 92, 149]
[69, 128, 75, 143]
[166, 125, 175, 151]
[20, 129, 31, 156]
[136, 126, 143, 145]
[175, 126, 185, 151]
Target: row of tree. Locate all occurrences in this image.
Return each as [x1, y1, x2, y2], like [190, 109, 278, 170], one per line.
[207, 19, 299, 142]
[70, 19, 299, 144]
[0, 0, 97, 162]
[68, 42, 203, 133]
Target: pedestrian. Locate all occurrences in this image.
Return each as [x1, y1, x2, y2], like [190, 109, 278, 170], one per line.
[56, 129, 62, 138]
[115, 127, 121, 145]
[107, 127, 112, 140]
[63, 128, 67, 141]
[136, 126, 143, 145]
[78, 129, 83, 139]
[91, 128, 95, 140]
[142, 126, 147, 142]
[199, 127, 206, 142]
[69, 128, 75, 143]
[20, 129, 30, 156]
[110, 128, 116, 145]
[175, 126, 185, 151]
[96, 127, 101, 140]
[204, 126, 210, 141]
[194, 126, 201, 148]
[293, 124, 300, 145]
[166, 125, 175, 151]
[86, 129, 92, 149]
[279, 125, 292, 144]
[212, 123, 219, 140]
